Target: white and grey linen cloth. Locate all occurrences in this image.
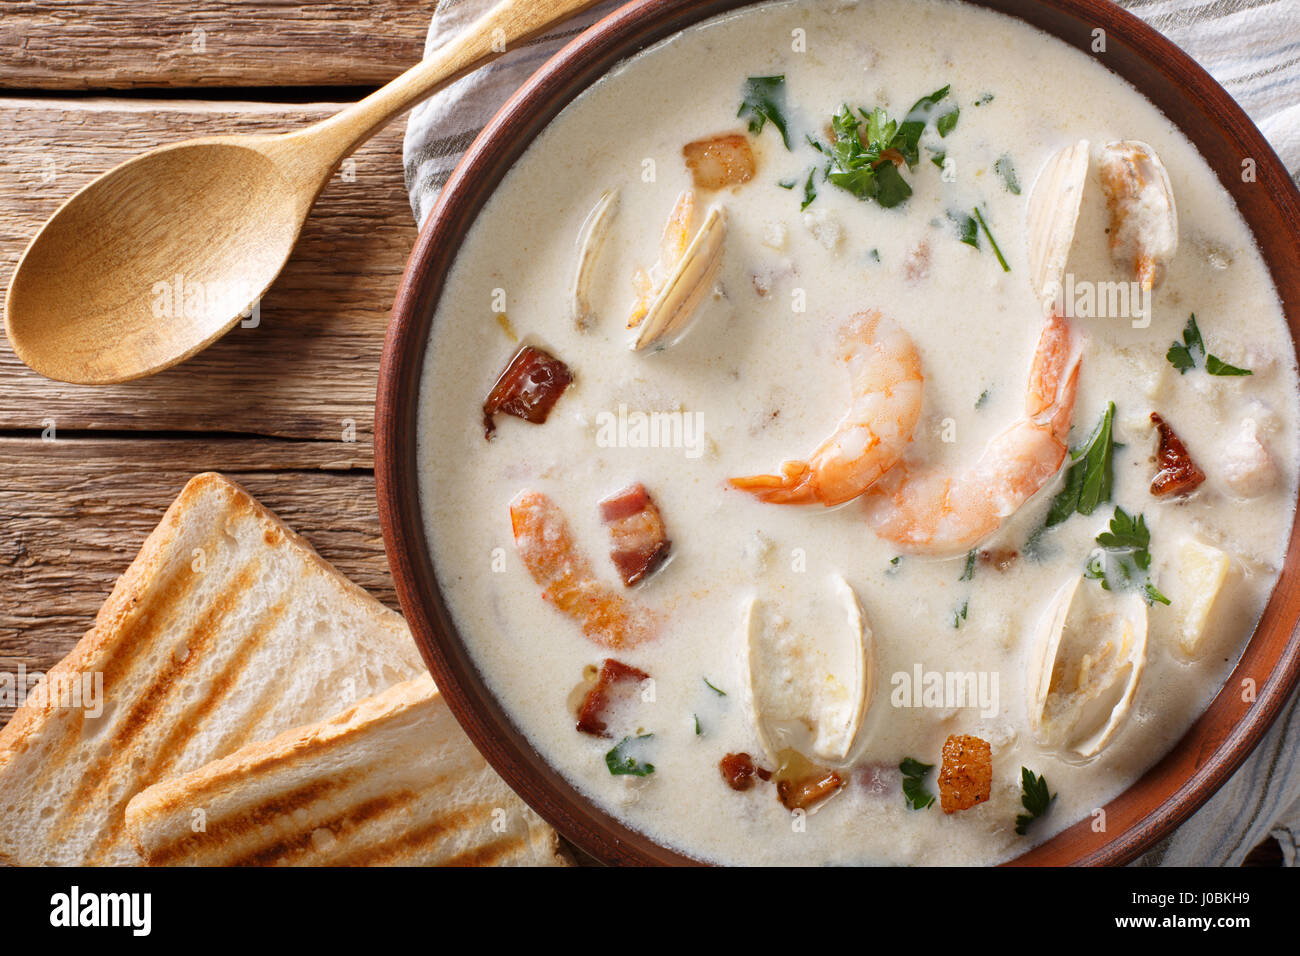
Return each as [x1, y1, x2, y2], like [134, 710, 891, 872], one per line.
[403, 0, 1300, 866]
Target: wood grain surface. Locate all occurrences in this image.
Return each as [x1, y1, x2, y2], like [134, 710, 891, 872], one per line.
[0, 98, 414, 723]
[0, 98, 415, 437]
[0, 0, 431, 89]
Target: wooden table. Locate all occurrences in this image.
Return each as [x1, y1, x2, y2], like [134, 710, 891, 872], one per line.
[0, 1, 434, 718]
[0, 0, 1281, 866]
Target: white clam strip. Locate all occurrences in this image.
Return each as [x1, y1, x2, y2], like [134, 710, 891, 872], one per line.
[568, 187, 621, 331]
[1098, 140, 1178, 292]
[1025, 139, 1089, 309]
[741, 575, 874, 767]
[632, 204, 727, 352]
[1027, 575, 1148, 759]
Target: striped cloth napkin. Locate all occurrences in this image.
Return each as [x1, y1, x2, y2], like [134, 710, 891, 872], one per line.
[402, 0, 1300, 866]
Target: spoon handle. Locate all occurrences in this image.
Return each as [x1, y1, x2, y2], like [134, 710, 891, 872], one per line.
[300, 0, 603, 163]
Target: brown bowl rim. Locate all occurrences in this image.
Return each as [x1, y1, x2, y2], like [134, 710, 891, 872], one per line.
[376, 0, 1300, 866]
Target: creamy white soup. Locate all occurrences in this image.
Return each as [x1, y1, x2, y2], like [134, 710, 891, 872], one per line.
[416, 0, 1299, 865]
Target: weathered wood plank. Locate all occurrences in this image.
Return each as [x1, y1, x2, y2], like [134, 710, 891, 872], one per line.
[0, 435, 395, 726]
[0, 1, 431, 89]
[0, 98, 418, 439]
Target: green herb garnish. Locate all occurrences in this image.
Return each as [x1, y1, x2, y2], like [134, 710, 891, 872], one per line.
[900, 757, 936, 810]
[1206, 354, 1252, 376]
[930, 149, 946, 169]
[801, 166, 818, 210]
[777, 178, 796, 190]
[959, 550, 976, 581]
[738, 75, 791, 148]
[893, 85, 951, 166]
[936, 104, 960, 138]
[995, 155, 1021, 194]
[948, 209, 979, 247]
[975, 388, 990, 409]
[606, 734, 655, 776]
[974, 93, 995, 106]
[1167, 314, 1252, 377]
[953, 600, 969, 628]
[1045, 401, 1116, 526]
[703, 677, 727, 697]
[972, 207, 1010, 271]
[807, 87, 952, 210]
[1014, 767, 1055, 835]
[693, 714, 702, 736]
[811, 105, 911, 208]
[1084, 507, 1171, 606]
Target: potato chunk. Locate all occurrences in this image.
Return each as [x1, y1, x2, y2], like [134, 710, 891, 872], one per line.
[938, 734, 992, 814]
[1172, 539, 1231, 657]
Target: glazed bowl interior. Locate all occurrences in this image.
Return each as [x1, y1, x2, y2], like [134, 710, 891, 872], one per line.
[376, 0, 1300, 865]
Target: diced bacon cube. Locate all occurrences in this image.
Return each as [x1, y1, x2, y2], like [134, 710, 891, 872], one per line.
[599, 483, 672, 586]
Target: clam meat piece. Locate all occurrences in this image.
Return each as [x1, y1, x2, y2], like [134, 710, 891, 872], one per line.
[1027, 575, 1147, 759]
[631, 203, 727, 352]
[1026, 139, 1089, 309]
[569, 188, 620, 331]
[741, 575, 873, 767]
[1098, 140, 1178, 291]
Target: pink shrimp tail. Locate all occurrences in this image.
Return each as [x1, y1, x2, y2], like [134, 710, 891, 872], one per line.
[729, 461, 818, 505]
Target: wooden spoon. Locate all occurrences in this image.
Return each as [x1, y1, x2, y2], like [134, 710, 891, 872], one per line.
[4, 0, 599, 385]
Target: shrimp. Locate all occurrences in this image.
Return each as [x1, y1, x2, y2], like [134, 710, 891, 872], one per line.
[1098, 141, 1178, 292]
[509, 490, 656, 648]
[730, 310, 923, 506]
[863, 311, 1080, 554]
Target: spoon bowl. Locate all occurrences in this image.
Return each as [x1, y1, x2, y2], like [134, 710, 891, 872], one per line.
[6, 138, 309, 383]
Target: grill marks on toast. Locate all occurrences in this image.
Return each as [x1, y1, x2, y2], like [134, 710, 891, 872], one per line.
[2, 474, 566, 867]
[127, 678, 562, 867]
[328, 802, 493, 866]
[69, 557, 264, 859]
[145, 596, 291, 786]
[227, 791, 423, 867]
[36, 533, 217, 851]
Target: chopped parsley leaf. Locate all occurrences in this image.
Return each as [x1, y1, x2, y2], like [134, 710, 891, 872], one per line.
[1207, 354, 1252, 376]
[738, 75, 791, 148]
[973, 207, 1010, 271]
[807, 86, 953, 210]
[948, 209, 979, 247]
[995, 154, 1021, 194]
[801, 166, 818, 210]
[936, 104, 960, 137]
[1167, 314, 1252, 377]
[1046, 401, 1116, 526]
[953, 600, 969, 628]
[605, 734, 655, 776]
[1084, 507, 1171, 606]
[901, 757, 936, 810]
[893, 85, 951, 166]
[960, 550, 976, 581]
[1014, 767, 1055, 835]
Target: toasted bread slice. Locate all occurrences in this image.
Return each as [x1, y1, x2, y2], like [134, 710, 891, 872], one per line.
[0, 473, 424, 865]
[124, 675, 567, 866]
